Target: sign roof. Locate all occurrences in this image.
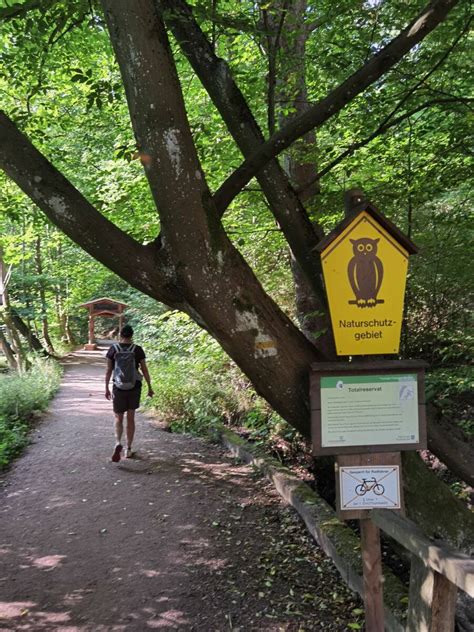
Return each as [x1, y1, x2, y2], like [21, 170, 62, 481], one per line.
[315, 202, 418, 256]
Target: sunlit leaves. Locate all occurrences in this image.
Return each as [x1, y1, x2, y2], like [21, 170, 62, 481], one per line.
[0, 0, 470, 352]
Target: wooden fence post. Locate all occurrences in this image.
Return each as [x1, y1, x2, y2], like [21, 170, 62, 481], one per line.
[430, 571, 457, 632]
[407, 555, 434, 631]
[360, 518, 384, 631]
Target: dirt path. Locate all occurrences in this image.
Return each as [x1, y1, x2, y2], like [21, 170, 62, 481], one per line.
[0, 350, 361, 631]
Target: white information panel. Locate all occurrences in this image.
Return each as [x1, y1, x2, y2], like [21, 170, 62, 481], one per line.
[340, 466, 401, 510]
[321, 374, 419, 448]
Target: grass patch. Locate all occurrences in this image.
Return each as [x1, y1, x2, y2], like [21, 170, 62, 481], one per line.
[0, 358, 62, 469]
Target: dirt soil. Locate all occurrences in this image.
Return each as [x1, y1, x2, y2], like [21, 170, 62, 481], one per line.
[0, 350, 362, 631]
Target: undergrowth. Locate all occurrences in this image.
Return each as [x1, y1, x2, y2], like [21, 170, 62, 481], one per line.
[137, 311, 309, 465]
[0, 357, 62, 469]
[426, 366, 473, 436]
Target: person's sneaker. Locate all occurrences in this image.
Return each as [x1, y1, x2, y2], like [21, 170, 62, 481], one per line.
[126, 447, 133, 459]
[111, 444, 123, 462]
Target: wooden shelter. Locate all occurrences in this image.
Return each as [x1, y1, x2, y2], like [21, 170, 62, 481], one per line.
[79, 297, 128, 350]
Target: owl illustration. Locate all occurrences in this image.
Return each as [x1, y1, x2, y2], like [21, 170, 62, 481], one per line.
[347, 237, 384, 307]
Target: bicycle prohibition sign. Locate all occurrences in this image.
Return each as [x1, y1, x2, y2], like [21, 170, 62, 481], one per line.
[355, 477, 385, 496]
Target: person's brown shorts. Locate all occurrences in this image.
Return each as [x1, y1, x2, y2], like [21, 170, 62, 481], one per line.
[112, 382, 142, 414]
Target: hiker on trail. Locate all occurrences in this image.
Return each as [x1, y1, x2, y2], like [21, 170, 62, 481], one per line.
[105, 325, 154, 462]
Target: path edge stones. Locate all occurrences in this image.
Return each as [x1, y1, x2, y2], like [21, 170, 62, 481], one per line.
[219, 427, 407, 632]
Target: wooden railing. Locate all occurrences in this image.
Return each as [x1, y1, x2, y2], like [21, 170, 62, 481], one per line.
[222, 429, 473, 631]
[371, 509, 474, 631]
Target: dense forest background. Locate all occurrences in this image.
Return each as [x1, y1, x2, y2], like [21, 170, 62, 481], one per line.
[0, 0, 472, 535]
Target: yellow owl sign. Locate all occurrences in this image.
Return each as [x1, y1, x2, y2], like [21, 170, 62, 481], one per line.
[317, 204, 418, 356]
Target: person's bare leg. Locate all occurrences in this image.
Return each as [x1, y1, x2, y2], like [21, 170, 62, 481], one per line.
[115, 413, 124, 444]
[126, 409, 135, 456]
[112, 413, 124, 461]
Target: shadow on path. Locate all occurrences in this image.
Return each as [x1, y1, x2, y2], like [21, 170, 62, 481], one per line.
[0, 350, 359, 631]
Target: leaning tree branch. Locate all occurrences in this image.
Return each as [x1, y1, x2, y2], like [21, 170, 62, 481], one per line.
[298, 97, 468, 196]
[0, 0, 52, 21]
[214, 0, 461, 212]
[0, 112, 180, 306]
[297, 14, 472, 195]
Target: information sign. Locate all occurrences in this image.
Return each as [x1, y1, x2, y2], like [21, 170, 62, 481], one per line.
[339, 466, 401, 510]
[310, 361, 427, 456]
[321, 374, 418, 448]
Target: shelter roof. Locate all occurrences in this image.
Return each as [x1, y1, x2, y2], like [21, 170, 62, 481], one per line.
[79, 297, 128, 308]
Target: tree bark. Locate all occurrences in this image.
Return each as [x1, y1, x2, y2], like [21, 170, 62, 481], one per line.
[162, 0, 330, 326]
[0, 247, 26, 372]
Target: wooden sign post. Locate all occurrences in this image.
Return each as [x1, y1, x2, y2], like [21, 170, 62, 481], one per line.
[311, 196, 423, 631]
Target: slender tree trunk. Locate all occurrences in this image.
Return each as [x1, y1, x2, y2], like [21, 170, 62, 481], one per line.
[0, 246, 26, 372]
[0, 327, 17, 370]
[54, 241, 70, 344]
[65, 313, 76, 345]
[64, 278, 76, 345]
[20, 209, 35, 351]
[55, 287, 67, 341]
[260, 0, 334, 355]
[10, 309, 47, 355]
[34, 236, 55, 354]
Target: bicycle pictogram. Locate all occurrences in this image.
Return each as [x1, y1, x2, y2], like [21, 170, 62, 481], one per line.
[354, 477, 385, 496]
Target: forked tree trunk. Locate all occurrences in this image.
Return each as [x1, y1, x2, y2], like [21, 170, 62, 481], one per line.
[98, 0, 323, 433]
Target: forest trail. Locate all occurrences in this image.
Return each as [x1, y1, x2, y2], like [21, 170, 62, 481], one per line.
[0, 350, 359, 631]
